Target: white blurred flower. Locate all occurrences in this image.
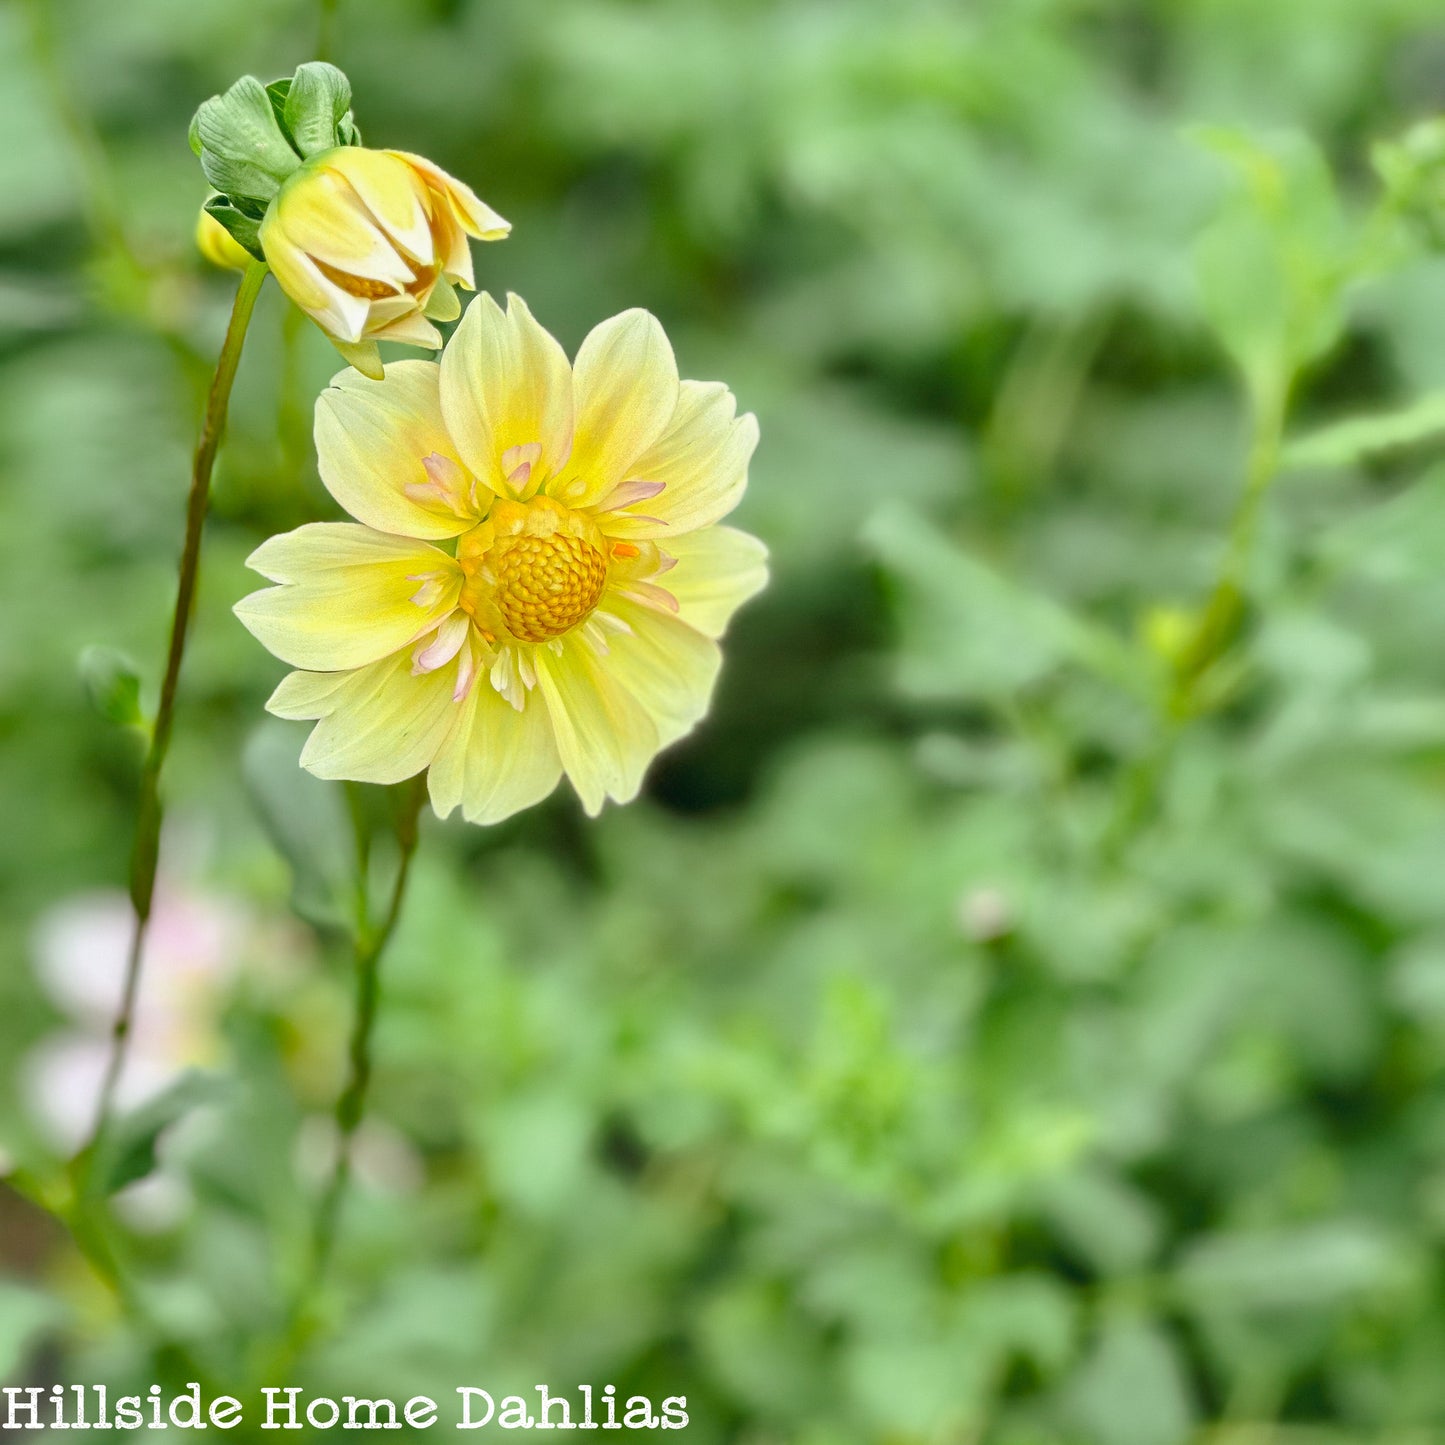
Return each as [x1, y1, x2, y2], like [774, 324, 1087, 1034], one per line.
[294, 1114, 425, 1197]
[23, 887, 246, 1152]
[958, 885, 1013, 943]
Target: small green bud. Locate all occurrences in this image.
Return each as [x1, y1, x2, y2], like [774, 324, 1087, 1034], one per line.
[1373, 118, 1445, 245]
[79, 645, 146, 730]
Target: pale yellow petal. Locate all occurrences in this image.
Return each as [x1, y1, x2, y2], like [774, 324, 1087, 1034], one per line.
[260, 212, 371, 342]
[428, 680, 563, 825]
[321, 148, 434, 265]
[388, 149, 512, 241]
[315, 361, 479, 540]
[595, 595, 720, 750]
[557, 310, 678, 507]
[271, 163, 413, 288]
[533, 639, 659, 815]
[287, 650, 461, 785]
[365, 311, 444, 347]
[602, 382, 758, 539]
[235, 524, 461, 671]
[266, 668, 353, 719]
[655, 525, 769, 638]
[439, 292, 574, 495]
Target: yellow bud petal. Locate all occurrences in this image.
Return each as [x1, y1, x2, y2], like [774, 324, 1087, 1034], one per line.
[195, 207, 251, 271]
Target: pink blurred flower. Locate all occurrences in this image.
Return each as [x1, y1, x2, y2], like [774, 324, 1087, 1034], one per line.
[23, 887, 246, 1152]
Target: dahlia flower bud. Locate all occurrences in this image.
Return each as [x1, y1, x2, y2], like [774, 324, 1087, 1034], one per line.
[189, 61, 508, 377]
[259, 147, 509, 379]
[195, 205, 251, 271]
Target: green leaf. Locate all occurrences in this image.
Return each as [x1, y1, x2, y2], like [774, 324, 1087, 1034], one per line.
[242, 720, 356, 934]
[78, 644, 145, 729]
[1174, 1222, 1404, 1313]
[865, 503, 1148, 702]
[91, 1071, 228, 1196]
[1193, 128, 1350, 407]
[1063, 1319, 1195, 1445]
[191, 75, 300, 205]
[284, 62, 355, 159]
[1283, 390, 1445, 470]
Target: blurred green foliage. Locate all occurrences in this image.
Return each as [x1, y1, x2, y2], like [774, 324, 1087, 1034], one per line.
[6, 0, 1445, 1441]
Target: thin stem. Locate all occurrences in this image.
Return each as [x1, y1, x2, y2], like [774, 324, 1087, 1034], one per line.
[1168, 379, 1289, 719]
[307, 775, 427, 1293]
[86, 260, 268, 1176]
[317, 0, 341, 61]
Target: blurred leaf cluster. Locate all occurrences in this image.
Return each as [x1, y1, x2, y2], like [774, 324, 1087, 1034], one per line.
[6, 0, 1445, 1441]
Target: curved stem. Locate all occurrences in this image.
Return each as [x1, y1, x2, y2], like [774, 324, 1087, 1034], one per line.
[87, 260, 268, 1177]
[307, 775, 427, 1295]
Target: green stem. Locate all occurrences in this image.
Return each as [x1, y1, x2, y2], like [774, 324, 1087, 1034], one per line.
[1169, 378, 1289, 719]
[87, 260, 268, 1177]
[317, 0, 341, 61]
[305, 776, 427, 1301]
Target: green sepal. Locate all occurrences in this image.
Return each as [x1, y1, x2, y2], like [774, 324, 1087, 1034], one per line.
[191, 74, 300, 205]
[423, 276, 462, 322]
[331, 336, 385, 380]
[203, 194, 266, 260]
[189, 63, 361, 220]
[285, 61, 356, 158]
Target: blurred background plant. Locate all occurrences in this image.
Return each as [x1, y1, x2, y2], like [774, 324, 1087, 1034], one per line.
[6, 0, 1445, 1441]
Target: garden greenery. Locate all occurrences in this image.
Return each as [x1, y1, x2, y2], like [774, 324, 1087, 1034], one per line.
[5, 1, 1445, 1442]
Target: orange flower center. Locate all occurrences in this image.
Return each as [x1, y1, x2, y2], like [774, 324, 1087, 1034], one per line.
[458, 498, 610, 645]
[490, 532, 608, 643]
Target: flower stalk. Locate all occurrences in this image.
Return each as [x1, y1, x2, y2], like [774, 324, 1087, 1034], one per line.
[87, 258, 269, 1179]
[1167, 377, 1289, 719]
[307, 773, 427, 1291]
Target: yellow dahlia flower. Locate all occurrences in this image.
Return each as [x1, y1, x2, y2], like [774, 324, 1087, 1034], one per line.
[260, 147, 510, 379]
[195, 205, 251, 270]
[235, 294, 767, 823]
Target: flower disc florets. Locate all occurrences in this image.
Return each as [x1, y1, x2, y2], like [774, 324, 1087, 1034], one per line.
[459, 499, 610, 645]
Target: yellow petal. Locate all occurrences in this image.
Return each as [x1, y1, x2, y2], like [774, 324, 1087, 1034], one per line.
[315, 361, 480, 540]
[320, 148, 434, 266]
[365, 310, 444, 347]
[271, 162, 413, 288]
[261, 211, 371, 342]
[428, 680, 563, 824]
[195, 208, 250, 271]
[602, 381, 758, 539]
[269, 650, 461, 785]
[595, 595, 720, 750]
[266, 668, 353, 718]
[655, 525, 769, 638]
[235, 524, 461, 671]
[533, 600, 718, 815]
[558, 310, 678, 507]
[387, 149, 511, 241]
[439, 292, 574, 496]
[533, 639, 658, 815]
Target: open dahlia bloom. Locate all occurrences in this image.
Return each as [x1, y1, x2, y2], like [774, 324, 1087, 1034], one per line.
[235, 293, 767, 823]
[260, 147, 509, 379]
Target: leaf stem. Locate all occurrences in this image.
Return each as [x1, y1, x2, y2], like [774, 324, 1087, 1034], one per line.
[86, 260, 268, 1182]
